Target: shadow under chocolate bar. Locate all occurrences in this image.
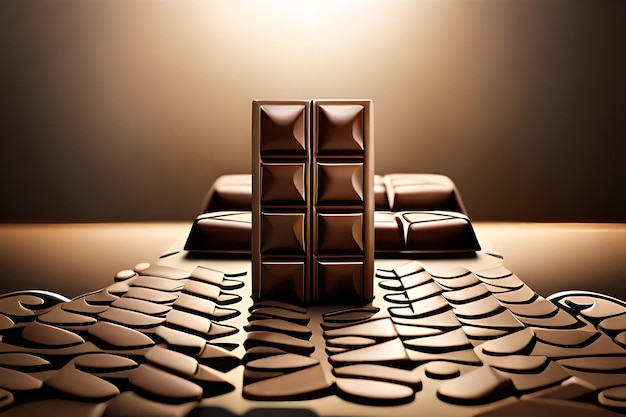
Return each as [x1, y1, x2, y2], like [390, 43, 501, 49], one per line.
[185, 173, 480, 254]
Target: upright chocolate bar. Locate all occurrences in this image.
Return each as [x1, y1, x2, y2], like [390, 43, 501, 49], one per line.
[252, 99, 373, 304]
[252, 100, 311, 303]
[311, 100, 374, 303]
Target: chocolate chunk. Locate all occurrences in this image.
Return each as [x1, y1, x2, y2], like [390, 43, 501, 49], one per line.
[132, 276, 185, 292]
[37, 305, 97, 327]
[242, 346, 286, 363]
[196, 343, 241, 372]
[99, 307, 165, 329]
[385, 281, 443, 304]
[388, 295, 451, 319]
[399, 211, 480, 252]
[136, 265, 190, 280]
[202, 174, 253, 211]
[424, 361, 461, 379]
[173, 293, 238, 321]
[145, 345, 200, 376]
[327, 336, 377, 349]
[322, 307, 379, 323]
[430, 265, 472, 279]
[384, 173, 464, 212]
[598, 385, 626, 411]
[106, 280, 131, 296]
[166, 309, 237, 339]
[0, 389, 12, 409]
[115, 269, 137, 281]
[329, 338, 410, 367]
[524, 376, 597, 400]
[61, 297, 109, 315]
[0, 366, 43, 391]
[394, 324, 442, 339]
[335, 377, 415, 404]
[433, 271, 480, 290]
[246, 353, 318, 372]
[437, 365, 515, 405]
[190, 266, 244, 290]
[374, 212, 403, 251]
[599, 313, 626, 337]
[393, 309, 462, 330]
[475, 265, 514, 280]
[45, 364, 119, 400]
[403, 328, 472, 353]
[442, 283, 490, 304]
[22, 321, 84, 347]
[533, 334, 626, 359]
[451, 296, 503, 319]
[481, 328, 535, 356]
[503, 298, 560, 318]
[155, 326, 206, 355]
[481, 354, 548, 374]
[111, 297, 171, 316]
[534, 328, 599, 347]
[244, 319, 311, 339]
[88, 320, 155, 349]
[73, 353, 138, 373]
[183, 280, 240, 305]
[462, 326, 510, 341]
[128, 364, 202, 402]
[333, 364, 421, 388]
[324, 317, 397, 339]
[244, 331, 315, 355]
[124, 287, 179, 304]
[497, 361, 570, 394]
[84, 288, 119, 305]
[392, 261, 424, 278]
[0, 294, 43, 318]
[407, 347, 482, 365]
[0, 313, 14, 331]
[0, 353, 49, 371]
[493, 285, 538, 304]
[243, 363, 332, 400]
[186, 212, 252, 253]
[250, 307, 309, 325]
[457, 309, 525, 331]
[557, 356, 626, 373]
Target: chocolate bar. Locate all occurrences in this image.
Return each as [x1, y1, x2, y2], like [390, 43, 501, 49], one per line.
[185, 175, 479, 255]
[251, 100, 374, 304]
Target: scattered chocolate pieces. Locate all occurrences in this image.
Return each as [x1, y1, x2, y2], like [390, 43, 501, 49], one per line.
[0, 217, 624, 417]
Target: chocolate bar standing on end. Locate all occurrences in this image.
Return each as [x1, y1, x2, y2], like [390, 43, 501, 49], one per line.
[252, 100, 311, 303]
[311, 100, 374, 304]
[252, 100, 374, 304]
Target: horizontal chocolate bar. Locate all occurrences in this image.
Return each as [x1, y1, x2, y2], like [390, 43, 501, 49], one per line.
[201, 173, 467, 214]
[185, 209, 480, 254]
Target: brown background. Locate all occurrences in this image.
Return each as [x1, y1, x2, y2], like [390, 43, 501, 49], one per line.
[1, 0, 624, 223]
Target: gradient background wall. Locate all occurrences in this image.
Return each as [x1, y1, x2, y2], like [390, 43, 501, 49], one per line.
[1, 0, 624, 223]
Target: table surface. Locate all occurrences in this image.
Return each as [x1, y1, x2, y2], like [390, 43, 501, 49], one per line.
[0, 222, 624, 301]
